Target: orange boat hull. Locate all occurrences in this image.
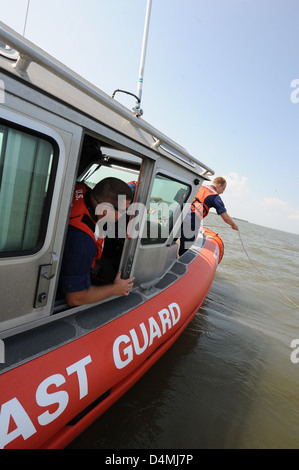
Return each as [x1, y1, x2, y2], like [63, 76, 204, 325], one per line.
[0, 235, 223, 449]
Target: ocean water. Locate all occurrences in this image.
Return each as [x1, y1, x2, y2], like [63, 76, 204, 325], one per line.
[69, 214, 299, 449]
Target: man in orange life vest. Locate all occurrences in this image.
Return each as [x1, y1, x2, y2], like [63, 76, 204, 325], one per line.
[59, 177, 135, 307]
[179, 176, 238, 255]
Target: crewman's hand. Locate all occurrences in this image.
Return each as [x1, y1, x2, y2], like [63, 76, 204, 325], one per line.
[113, 271, 135, 296]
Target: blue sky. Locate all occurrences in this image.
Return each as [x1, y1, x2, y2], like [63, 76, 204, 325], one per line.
[2, 0, 299, 234]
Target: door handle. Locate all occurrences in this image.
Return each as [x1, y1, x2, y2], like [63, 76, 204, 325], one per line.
[34, 252, 58, 308]
[42, 252, 58, 281]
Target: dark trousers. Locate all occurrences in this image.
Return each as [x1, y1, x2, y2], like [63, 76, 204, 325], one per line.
[178, 211, 202, 256]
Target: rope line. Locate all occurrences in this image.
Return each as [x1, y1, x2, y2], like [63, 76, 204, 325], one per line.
[237, 230, 299, 309]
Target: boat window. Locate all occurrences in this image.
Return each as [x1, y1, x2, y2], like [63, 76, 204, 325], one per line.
[141, 173, 190, 245]
[0, 122, 57, 257]
[78, 146, 140, 188]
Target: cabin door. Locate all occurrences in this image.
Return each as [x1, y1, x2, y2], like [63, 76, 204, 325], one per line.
[0, 108, 81, 331]
[128, 157, 192, 286]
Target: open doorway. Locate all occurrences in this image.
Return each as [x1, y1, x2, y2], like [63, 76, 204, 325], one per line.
[54, 134, 142, 312]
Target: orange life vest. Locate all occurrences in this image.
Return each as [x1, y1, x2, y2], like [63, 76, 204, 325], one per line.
[68, 183, 104, 269]
[191, 185, 218, 220]
[128, 180, 138, 187]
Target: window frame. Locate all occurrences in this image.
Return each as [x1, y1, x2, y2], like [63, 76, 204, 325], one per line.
[0, 118, 59, 258]
[141, 172, 191, 246]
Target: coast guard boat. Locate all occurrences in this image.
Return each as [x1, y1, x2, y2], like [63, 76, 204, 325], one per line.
[0, 21, 223, 449]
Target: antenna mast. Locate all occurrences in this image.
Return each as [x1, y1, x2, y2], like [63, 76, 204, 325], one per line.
[132, 0, 152, 117]
[23, 0, 31, 37]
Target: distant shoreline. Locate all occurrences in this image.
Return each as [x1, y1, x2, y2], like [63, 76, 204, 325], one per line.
[233, 217, 248, 223]
[208, 211, 248, 224]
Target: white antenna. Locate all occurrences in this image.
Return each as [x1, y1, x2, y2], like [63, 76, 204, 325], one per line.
[132, 0, 152, 117]
[111, 0, 153, 117]
[23, 0, 31, 37]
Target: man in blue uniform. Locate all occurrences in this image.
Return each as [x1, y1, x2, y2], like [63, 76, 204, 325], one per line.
[59, 177, 135, 307]
[179, 176, 238, 255]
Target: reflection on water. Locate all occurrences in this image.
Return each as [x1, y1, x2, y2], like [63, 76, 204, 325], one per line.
[69, 215, 299, 449]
